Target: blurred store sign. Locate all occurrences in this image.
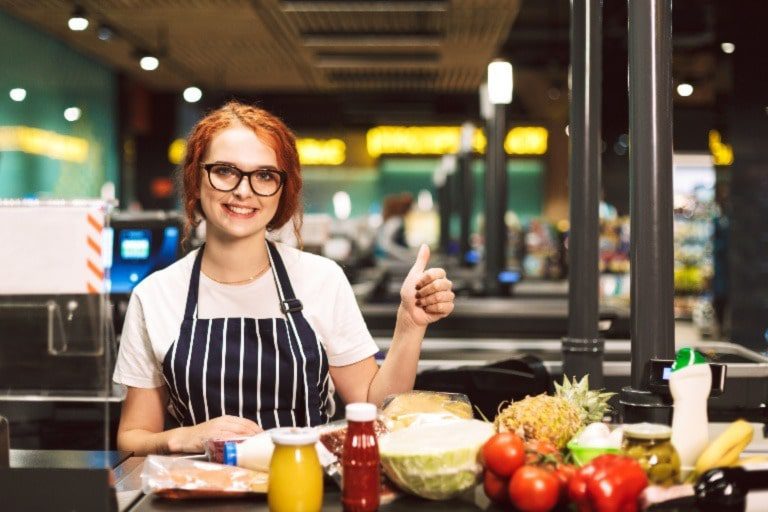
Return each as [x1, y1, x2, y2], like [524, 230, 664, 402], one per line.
[708, 130, 734, 166]
[168, 137, 346, 166]
[366, 125, 547, 158]
[0, 126, 88, 163]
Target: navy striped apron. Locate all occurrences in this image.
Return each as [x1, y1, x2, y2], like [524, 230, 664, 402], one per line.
[161, 241, 331, 429]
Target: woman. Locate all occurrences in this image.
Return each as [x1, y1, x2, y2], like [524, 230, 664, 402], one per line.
[113, 101, 455, 454]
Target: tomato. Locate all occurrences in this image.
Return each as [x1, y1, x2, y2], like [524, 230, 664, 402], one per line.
[482, 432, 525, 477]
[508, 465, 560, 512]
[482, 469, 509, 505]
[552, 464, 576, 502]
[524, 439, 563, 465]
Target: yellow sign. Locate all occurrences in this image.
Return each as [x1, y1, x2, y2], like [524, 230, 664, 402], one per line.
[296, 138, 346, 165]
[708, 130, 734, 166]
[0, 126, 89, 163]
[366, 125, 547, 158]
[167, 137, 347, 166]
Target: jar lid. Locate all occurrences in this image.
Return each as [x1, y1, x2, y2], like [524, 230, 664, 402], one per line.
[346, 402, 377, 422]
[623, 422, 672, 440]
[269, 427, 319, 446]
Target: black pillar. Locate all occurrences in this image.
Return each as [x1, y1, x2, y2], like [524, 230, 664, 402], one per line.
[484, 104, 508, 295]
[438, 175, 452, 256]
[620, 0, 675, 423]
[563, 0, 605, 388]
[458, 152, 473, 266]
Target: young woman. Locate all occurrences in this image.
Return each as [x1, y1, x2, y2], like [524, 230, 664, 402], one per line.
[113, 101, 455, 454]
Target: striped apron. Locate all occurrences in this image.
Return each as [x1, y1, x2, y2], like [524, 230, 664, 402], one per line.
[161, 241, 331, 429]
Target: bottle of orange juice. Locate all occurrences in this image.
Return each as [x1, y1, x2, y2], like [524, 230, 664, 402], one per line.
[268, 428, 323, 512]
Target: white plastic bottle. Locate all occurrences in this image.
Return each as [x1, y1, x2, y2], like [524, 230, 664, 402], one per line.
[669, 347, 712, 471]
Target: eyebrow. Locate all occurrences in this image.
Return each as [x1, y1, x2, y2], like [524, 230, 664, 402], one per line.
[210, 161, 279, 170]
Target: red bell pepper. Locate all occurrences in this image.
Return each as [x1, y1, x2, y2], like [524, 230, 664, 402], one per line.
[568, 454, 648, 512]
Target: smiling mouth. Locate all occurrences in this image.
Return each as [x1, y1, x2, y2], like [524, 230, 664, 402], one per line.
[224, 204, 258, 215]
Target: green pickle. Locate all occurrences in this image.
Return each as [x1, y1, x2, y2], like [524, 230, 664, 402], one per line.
[621, 423, 681, 486]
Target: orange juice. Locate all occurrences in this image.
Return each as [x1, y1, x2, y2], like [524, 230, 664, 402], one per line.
[268, 428, 323, 512]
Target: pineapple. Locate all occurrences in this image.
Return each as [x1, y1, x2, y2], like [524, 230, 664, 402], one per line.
[554, 375, 616, 424]
[494, 375, 616, 450]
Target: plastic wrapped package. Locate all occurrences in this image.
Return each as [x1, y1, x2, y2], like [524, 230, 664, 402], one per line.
[141, 455, 268, 499]
[380, 391, 473, 431]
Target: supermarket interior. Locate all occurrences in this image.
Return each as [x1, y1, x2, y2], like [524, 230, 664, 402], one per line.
[1, 1, 768, 511]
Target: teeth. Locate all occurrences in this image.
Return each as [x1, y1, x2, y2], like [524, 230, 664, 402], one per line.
[227, 205, 256, 214]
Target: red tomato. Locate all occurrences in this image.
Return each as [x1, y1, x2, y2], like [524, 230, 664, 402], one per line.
[508, 465, 560, 512]
[553, 464, 576, 502]
[482, 432, 525, 477]
[524, 439, 563, 465]
[482, 469, 509, 505]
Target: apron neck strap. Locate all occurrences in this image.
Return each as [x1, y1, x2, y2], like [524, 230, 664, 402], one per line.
[183, 244, 205, 319]
[266, 240, 304, 315]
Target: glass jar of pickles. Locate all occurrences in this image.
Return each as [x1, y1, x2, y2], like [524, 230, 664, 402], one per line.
[622, 422, 681, 486]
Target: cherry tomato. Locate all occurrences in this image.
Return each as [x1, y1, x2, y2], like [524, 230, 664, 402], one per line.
[508, 465, 560, 512]
[525, 439, 563, 465]
[482, 469, 509, 505]
[482, 432, 525, 477]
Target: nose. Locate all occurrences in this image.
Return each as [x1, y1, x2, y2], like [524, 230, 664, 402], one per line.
[232, 173, 254, 199]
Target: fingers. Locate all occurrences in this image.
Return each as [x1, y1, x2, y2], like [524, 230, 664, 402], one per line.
[408, 244, 431, 275]
[416, 290, 455, 307]
[424, 302, 455, 316]
[416, 277, 452, 297]
[221, 415, 262, 435]
[415, 268, 447, 289]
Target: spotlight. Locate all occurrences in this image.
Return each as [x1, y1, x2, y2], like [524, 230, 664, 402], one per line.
[9, 88, 27, 102]
[68, 7, 88, 31]
[140, 55, 159, 71]
[721, 42, 735, 54]
[64, 107, 82, 122]
[676, 83, 694, 97]
[183, 87, 202, 103]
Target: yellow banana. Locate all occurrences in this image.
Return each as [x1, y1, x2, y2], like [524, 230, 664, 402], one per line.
[694, 419, 754, 475]
[735, 454, 768, 466]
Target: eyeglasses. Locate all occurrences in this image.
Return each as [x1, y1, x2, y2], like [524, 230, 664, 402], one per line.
[202, 163, 287, 197]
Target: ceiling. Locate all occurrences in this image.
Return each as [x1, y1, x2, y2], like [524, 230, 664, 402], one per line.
[0, 0, 522, 94]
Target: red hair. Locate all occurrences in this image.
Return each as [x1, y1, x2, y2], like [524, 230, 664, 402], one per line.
[180, 101, 303, 244]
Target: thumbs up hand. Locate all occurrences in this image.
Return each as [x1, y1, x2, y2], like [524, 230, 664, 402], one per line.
[399, 244, 455, 327]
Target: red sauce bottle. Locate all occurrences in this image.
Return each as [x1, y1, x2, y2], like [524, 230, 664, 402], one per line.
[342, 403, 380, 512]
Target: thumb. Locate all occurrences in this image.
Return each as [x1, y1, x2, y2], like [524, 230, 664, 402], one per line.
[409, 244, 430, 275]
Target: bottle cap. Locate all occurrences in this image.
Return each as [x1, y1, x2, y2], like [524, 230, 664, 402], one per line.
[223, 441, 238, 465]
[269, 427, 319, 446]
[624, 422, 672, 440]
[345, 402, 377, 422]
[671, 347, 708, 372]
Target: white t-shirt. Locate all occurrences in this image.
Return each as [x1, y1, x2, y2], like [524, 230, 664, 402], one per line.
[113, 242, 379, 389]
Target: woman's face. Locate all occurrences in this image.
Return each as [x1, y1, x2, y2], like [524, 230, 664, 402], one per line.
[199, 124, 282, 241]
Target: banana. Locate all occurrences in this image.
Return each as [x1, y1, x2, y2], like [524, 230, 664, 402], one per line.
[736, 454, 768, 466]
[694, 419, 754, 475]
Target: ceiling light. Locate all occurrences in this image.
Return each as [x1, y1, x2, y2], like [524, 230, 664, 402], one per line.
[487, 60, 513, 105]
[97, 24, 114, 41]
[64, 107, 82, 122]
[676, 83, 694, 97]
[565, 125, 569, 136]
[183, 87, 202, 103]
[140, 55, 159, 71]
[68, 7, 88, 31]
[9, 88, 27, 102]
[281, 1, 448, 13]
[721, 42, 735, 54]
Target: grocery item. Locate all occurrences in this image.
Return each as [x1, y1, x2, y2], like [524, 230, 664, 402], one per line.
[378, 418, 494, 499]
[669, 348, 712, 470]
[380, 391, 473, 430]
[205, 435, 252, 464]
[268, 428, 323, 512]
[342, 403, 380, 512]
[622, 423, 681, 486]
[141, 455, 268, 498]
[554, 375, 616, 424]
[222, 431, 274, 472]
[508, 465, 560, 512]
[495, 376, 614, 450]
[495, 394, 581, 450]
[481, 432, 525, 477]
[693, 419, 754, 477]
[568, 454, 648, 512]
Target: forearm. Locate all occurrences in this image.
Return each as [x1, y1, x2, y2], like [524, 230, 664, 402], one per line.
[117, 426, 186, 456]
[367, 305, 426, 405]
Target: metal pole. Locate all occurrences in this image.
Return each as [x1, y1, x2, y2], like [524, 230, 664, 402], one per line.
[620, 0, 675, 423]
[563, 0, 605, 388]
[438, 177, 451, 255]
[458, 152, 473, 266]
[484, 104, 507, 295]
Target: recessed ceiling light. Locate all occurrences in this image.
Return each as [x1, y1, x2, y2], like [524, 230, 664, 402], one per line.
[676, 83, 694, 97]
[183, 87, 202, 103]
[64, 107, 82, 122]
[97, 24, 114, 41]
[68, 7, 88, 31]
[140, 55, 159, 71]
[721, 42, 735, 54]
[9, 88, 27, 102]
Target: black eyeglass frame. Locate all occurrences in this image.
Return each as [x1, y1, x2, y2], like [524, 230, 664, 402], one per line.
[201, 163, 287, 197]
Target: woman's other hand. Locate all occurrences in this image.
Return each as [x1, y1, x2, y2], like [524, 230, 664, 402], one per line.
[168, 415, 262, 453]
[399, 244, 455, 327]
